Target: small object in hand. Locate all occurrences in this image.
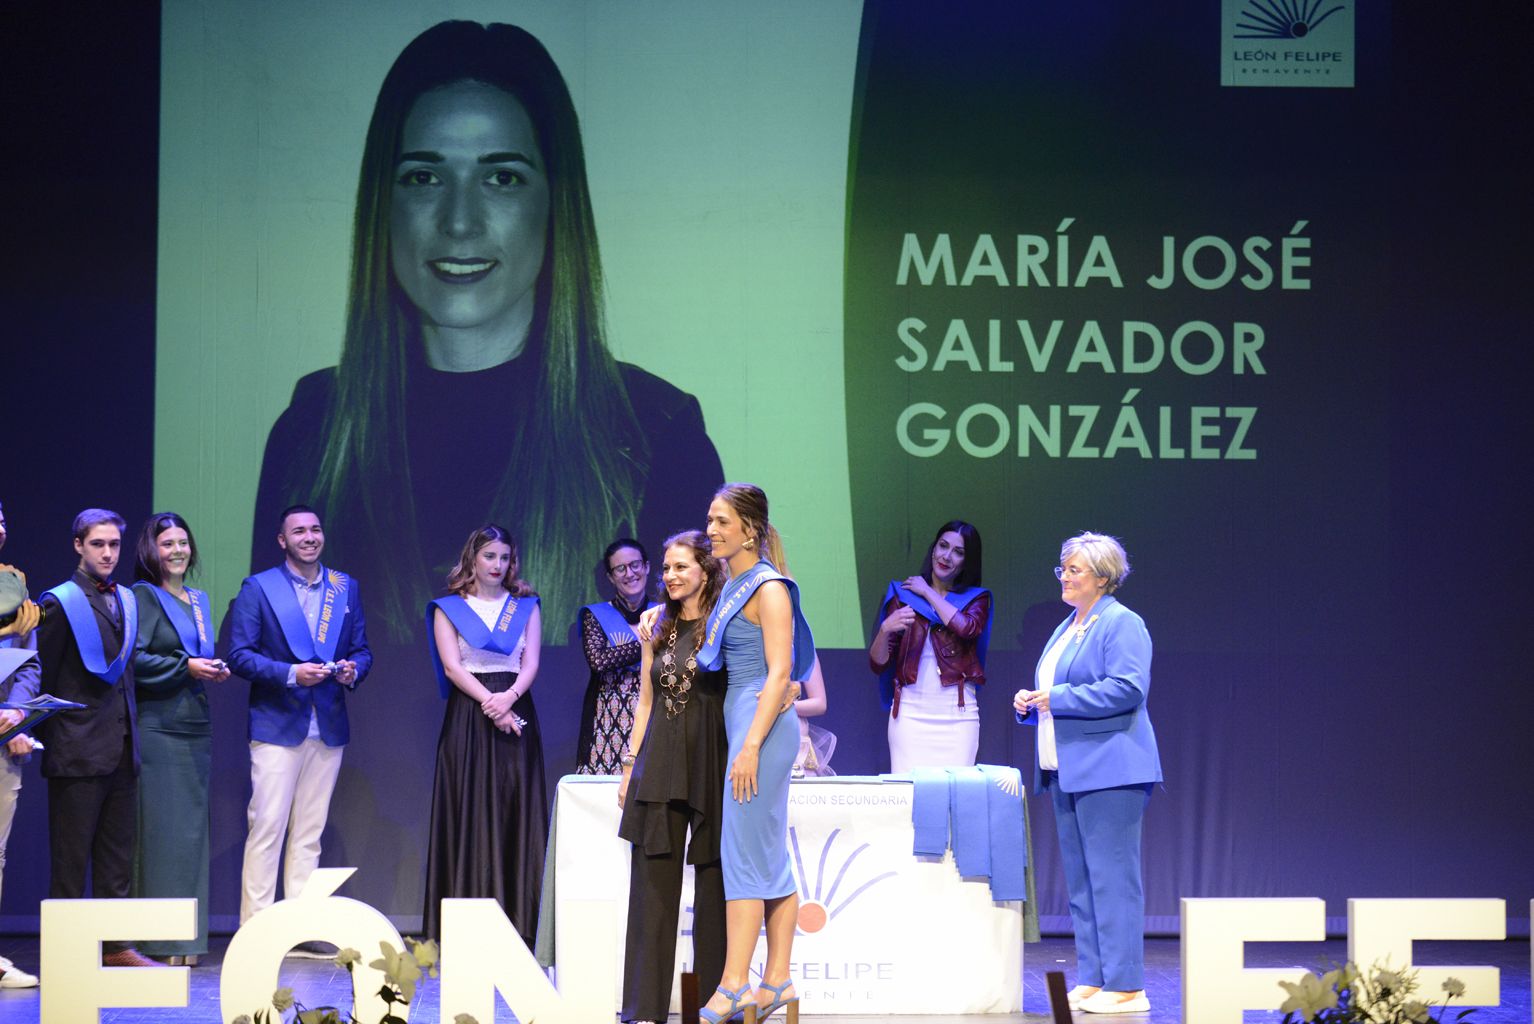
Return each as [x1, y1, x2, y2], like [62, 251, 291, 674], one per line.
[0, 569, 28, 625]
[321, 661, 337, 674]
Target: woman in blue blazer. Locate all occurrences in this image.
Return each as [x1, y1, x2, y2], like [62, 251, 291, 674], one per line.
[1014, 532, 1160, 1015]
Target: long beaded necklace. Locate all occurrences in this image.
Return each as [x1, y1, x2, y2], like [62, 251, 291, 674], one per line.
[659, 617, 705, 719]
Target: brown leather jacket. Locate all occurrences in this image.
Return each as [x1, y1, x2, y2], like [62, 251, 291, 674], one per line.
[869, 591, 991, 716]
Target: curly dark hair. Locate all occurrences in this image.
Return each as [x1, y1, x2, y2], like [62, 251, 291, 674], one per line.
[650, 529, 722, 653]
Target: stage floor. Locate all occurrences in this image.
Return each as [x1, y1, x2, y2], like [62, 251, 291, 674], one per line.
[0, 936, 1527, 1022]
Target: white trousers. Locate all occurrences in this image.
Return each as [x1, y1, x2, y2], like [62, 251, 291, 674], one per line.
[0, 757, 21, 910]
[240, 738, 344, 923]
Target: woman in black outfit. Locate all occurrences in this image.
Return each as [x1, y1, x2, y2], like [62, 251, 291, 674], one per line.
[422, 525, 546, 945]
[616, 530, 727, 1024]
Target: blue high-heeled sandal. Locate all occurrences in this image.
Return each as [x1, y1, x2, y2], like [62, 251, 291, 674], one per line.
[700, 983, 758, 1023]
[757, 978, 799, 1023]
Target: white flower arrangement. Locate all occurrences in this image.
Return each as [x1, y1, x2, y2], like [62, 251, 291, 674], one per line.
[1279, 960, 1472, 1024]
[242, 937, 473, 1024]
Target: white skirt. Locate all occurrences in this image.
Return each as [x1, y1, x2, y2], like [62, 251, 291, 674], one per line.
[888, 638, 979, 772]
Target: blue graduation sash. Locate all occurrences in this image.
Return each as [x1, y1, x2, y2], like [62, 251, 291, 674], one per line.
[133, 583, 216, 659]
[584, 600, 657, 648]
[254, 566, 348, 664]
[907, 765, 1028, 900]
[43, 580, 138, 685]
[426, 593, 538, 698]
[698, 560, 815, 678]
[873, 580, 993, 710]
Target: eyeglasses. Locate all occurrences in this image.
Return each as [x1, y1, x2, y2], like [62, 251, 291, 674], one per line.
[608, 559, 647, 578]
[1053, 565, 1094, 581]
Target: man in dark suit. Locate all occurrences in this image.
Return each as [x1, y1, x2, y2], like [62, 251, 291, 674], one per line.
[20, 508, 155, 967]
[228, 504, 370, 948]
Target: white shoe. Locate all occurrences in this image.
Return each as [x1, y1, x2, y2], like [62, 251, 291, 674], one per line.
[1079, 989, 1150, 1014]
[285, 941, 339, 960]
[1067, 984, 1102, 1009]
[0, 958, 39, 988]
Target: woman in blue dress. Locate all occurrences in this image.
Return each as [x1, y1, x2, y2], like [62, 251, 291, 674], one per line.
[695, 483, 815, 1024]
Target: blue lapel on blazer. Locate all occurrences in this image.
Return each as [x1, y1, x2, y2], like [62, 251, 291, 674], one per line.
[1052, 595, 1118, 688]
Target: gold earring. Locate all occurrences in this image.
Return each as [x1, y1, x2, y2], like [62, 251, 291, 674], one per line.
[743, 536, 756, 549]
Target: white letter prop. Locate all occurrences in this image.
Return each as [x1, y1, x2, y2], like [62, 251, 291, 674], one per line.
[40, 897, 195, 1023]
[1181, 897, 1325, 1024]
[220, 868, 405, 1023]
[1347, 898, 1504, 1007]
[441, 897, 620, 1024]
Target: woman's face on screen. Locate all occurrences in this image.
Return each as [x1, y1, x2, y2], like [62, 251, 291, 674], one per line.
[390, 81, 550, 346]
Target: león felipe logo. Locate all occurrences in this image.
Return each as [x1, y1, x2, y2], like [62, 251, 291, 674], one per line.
[1221, 0, 1354, 88]
[787, 826, 897, 935]
[1234, 0, 1345, 40]
[682, 825, 898, 938]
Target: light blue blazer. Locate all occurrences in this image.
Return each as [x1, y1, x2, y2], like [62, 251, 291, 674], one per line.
[1020, 595, 1162, 794]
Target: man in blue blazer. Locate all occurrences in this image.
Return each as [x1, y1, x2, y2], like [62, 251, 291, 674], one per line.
[228, 504, 370, 937]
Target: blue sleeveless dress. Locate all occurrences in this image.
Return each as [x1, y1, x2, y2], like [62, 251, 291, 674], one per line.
[720, 607, 800, 900]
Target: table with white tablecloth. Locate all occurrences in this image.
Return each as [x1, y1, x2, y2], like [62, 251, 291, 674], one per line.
[539, 774, 1025, 1016]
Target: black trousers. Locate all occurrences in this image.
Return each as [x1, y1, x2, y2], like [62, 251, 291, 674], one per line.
[47, 735, 137, 951]
[622, 799, 726, 1023]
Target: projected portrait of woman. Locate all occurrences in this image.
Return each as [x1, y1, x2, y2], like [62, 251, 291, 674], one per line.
[251, 20, 723, 641]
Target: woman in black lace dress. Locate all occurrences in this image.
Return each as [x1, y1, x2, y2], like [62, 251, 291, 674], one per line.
[576, 538, 652, 774]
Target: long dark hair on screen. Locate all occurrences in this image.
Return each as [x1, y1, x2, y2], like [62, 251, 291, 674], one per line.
[287, 20, 645, 640]
[918, 519, 983, 590]
[134, 512, 201, 587]
[650, 530, 723, 654]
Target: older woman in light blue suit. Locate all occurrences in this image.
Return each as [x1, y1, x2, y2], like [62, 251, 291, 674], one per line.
[1014, 532, 1160, 1015]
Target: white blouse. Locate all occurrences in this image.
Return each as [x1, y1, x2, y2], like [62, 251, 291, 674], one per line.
[1034, 624, 1075, 771]
[456, 594, 526, 674]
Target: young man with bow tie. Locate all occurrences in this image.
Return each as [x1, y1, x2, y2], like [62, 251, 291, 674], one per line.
[22, 508, 156, 967]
